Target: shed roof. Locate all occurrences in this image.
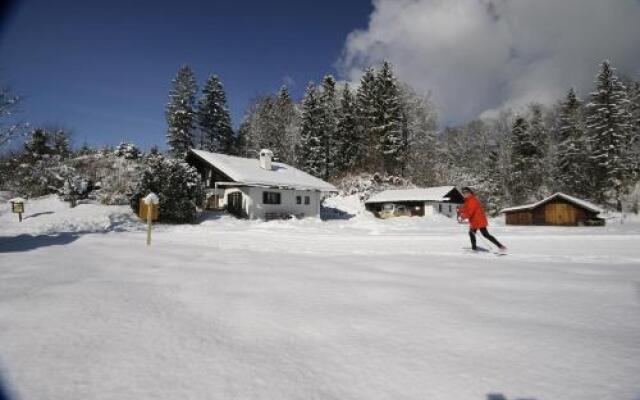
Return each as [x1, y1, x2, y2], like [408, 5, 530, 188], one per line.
[365, 186, 461, 204]
[189, 149, 337, 192]
[500, 193, 602, 214]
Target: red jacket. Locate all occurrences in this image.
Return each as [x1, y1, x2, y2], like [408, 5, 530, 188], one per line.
[458, 194, 488, 229]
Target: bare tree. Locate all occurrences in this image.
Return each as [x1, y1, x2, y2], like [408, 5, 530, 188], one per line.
[0, 85, 27, 149]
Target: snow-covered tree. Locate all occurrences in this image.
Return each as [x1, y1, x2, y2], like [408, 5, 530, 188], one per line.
[528, 104, 550, 191]
[238, 88, 299, 163]
[398, 84, 438, 183]
[373, 61, 403, 174]
[509, 115, 541, 204]
[0, 85, 26, 149]
[555, 88, 590, 197]
[298, 83, 324, 177]
[166, 65, 197, 159]
[24, 128, 50, 156]
[197, 74, 234, 154]
[336, 84, 361, 174]
[130, 154, 203, 223]
[586, 61, 634, 210]
[273, 86, 299, 164]
[319, 75, 338, 180]
[51, 130, 71, 157]
[114, 142, 142, 160]
[51, 163, 92, 208]
[355, 68, 378, 170]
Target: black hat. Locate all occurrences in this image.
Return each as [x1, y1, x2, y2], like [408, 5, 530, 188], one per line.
[461, 186, 474, 194]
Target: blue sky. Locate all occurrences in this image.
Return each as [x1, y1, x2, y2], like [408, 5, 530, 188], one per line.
[0, 0, 372, 149]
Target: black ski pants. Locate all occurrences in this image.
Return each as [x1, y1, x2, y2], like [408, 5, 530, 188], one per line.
[469, 227, 504, 249]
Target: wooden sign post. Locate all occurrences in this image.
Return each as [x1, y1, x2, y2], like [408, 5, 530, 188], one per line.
[143, 193, 159, 246]
[10, 198, 25, 222]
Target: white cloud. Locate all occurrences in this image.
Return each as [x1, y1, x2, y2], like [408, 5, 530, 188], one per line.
[338, 0, 640, 124]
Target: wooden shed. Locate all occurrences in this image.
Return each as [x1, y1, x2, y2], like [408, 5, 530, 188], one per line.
[500, 193, 604, 226]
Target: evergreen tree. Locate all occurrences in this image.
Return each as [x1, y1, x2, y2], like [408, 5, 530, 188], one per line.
[556, 88, 590, 197]
[627, 80, 640, 175]
[528, 104, 549, 190]
[52, 129, 71, 157]
[197, 74, 234, 154]
[130, 154, 203, 223]
[319, 75, 338, 180]
[299, 83, 324, 177]
[234, 120, 250, 157]
[509, 116, 540, 204]
[373, 61, 403, 174]
[24, 129, 50, 156]
[336, 84, 361, 173]
[586, 61, 634, 210]
[355, 68, 377, 171]
[398, 84, 438, 182]
[274, 86, 299, 164]
[166, 65, 197, 159]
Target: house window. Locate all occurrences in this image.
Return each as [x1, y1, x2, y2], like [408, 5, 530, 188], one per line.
[438, 204, 442, 213]
[304, 196, 310, 205]
[296, 196, 302, 204]
[263, 191, 281, 205]
[449, 205, 452, 213]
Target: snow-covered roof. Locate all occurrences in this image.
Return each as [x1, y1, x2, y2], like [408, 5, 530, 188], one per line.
[9, 197, 25, 203]
[189, 149, 337, 192]
[500, 193, 602, 214]
[365, 186, 460, 204]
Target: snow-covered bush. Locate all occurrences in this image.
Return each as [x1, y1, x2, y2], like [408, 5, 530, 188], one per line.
[0, 153, 64, 197]
[50, 163, 92, 207]
[113, 142, 141, 160]
[74, 152, 145, 205]
[129, 155, 203, 223]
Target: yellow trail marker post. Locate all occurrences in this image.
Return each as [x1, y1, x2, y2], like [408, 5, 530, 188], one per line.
[143, 193, 159, 246]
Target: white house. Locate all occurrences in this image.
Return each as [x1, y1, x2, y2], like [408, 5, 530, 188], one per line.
[186, 149, 337, 220]
[364, 186, 464, 218]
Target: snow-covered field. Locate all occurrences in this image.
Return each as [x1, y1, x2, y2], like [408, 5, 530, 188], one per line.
[1, 196, 639, 400]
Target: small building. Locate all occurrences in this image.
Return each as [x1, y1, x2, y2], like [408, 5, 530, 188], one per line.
[364, 186, 465, 219]
[500, 193, 604, 226]
[186, 149, 337, 220]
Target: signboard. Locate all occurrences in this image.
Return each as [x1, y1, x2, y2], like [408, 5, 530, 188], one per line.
[138, 198, 159, 221]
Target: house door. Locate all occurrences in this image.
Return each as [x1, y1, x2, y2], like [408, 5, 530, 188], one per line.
[545, 203, 575, 225]
[227, 192, 243, 217]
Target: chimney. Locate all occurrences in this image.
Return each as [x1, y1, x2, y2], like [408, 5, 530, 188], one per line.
[259, 149, 273, 170]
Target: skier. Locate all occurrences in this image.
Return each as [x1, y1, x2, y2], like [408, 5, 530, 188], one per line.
[457, 187, 506, 252]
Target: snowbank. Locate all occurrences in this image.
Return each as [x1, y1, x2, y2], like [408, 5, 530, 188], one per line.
[0, 195, 143, 237]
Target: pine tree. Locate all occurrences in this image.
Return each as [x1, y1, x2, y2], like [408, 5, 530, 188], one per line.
[373, 61, 403, 174]
[299, 83, 324, 177]
[586, 60, 634, 210]
[166, 65, 197, 159]
[24, 128, 50, 156]
[355, 68, 378, 171]
[336, 84, 361, 173]
[52, 130, 71, 157]
[274, 86, 298, 164]
[398, 84, 438, 182]
[197, 74, 234, 154]
[528, 104, 549, 190]
[319, 75, 338, 180]
[627, 80, 640, 176]
[509, 116, 539, 204]
[556, 88, 590, 197]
